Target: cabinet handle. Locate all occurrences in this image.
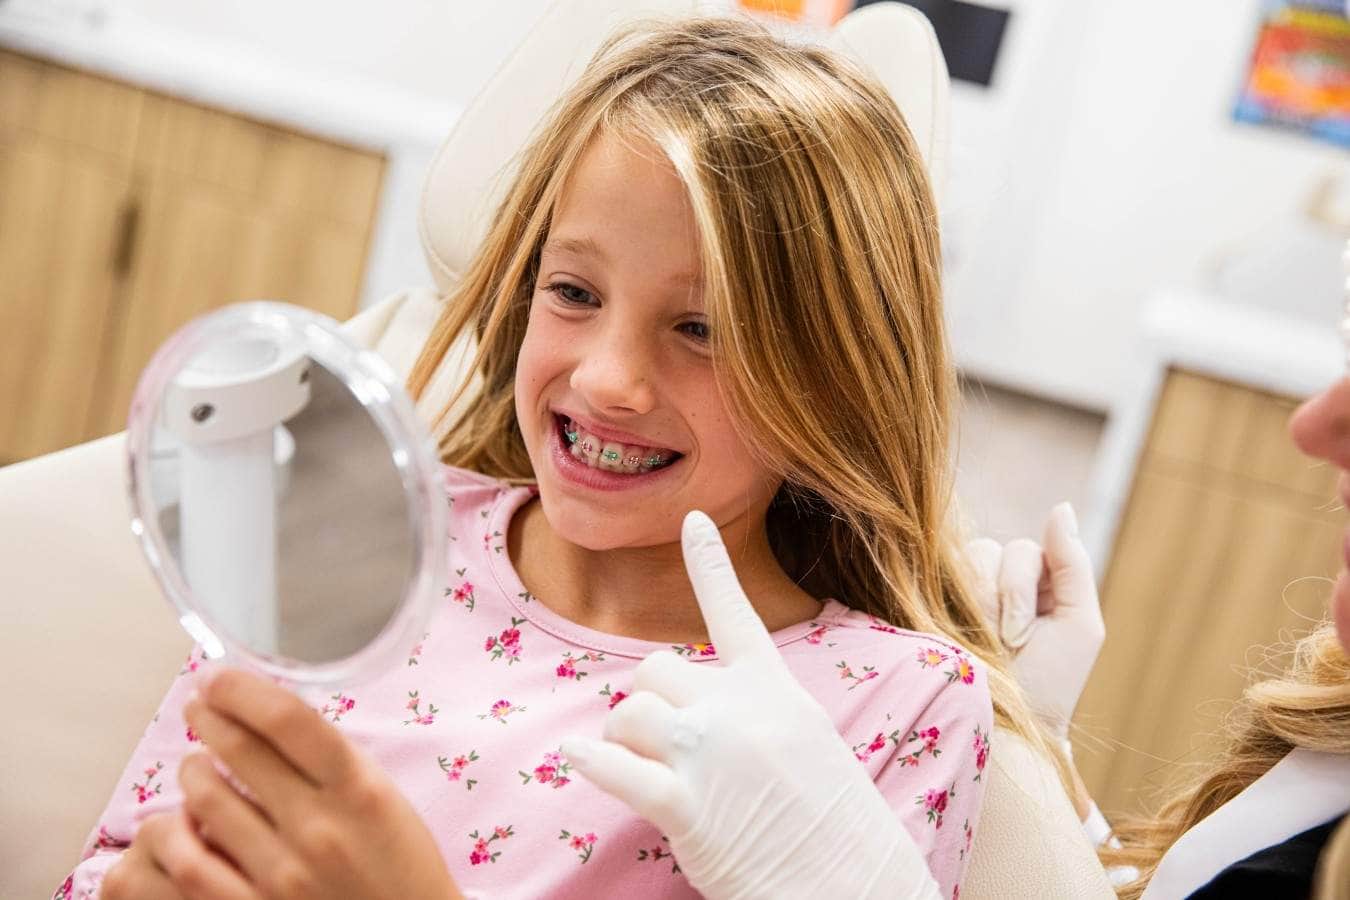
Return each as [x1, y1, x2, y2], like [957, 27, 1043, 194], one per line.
[112, 201, 140, 278]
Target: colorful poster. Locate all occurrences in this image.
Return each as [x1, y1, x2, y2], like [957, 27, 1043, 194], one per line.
[1234, 1, 1350, 148]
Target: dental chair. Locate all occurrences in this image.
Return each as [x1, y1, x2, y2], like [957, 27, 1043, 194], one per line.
[0, 3, 1112, 898]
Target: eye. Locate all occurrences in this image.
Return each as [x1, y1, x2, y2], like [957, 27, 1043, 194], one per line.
[679, 320, 710, 342]
[541, 281, 595, 307]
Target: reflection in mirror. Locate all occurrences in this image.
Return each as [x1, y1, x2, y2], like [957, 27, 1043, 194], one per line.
[127, 303, 442, 686]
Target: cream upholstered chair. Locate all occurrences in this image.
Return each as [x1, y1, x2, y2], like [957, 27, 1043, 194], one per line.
[0, 3, 1111, 898]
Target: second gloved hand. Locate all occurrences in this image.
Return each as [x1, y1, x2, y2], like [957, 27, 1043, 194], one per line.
[560, 510, 941, 900]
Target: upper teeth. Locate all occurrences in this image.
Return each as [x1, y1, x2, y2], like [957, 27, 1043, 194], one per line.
[564, 418, 675, 473]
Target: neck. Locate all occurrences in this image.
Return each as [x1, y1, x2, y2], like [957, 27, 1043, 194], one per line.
[508, 496, 821, 643]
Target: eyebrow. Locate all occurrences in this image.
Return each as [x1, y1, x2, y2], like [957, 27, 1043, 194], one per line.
[542, 235, 700, 287]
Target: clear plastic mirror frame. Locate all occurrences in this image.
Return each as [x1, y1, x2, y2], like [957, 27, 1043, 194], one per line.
[125, 301, 448, 689]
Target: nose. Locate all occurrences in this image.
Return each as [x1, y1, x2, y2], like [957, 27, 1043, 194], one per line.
[568, 317, 657, 416]
[1290, 376, 1350, 470]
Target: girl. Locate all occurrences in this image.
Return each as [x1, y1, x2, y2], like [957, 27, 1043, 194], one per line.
[62, 15, 1060, 900]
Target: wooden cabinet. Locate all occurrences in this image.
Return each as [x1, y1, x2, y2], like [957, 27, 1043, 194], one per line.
[0, 49, 385, 464]
[1071, 369, 1342, 817]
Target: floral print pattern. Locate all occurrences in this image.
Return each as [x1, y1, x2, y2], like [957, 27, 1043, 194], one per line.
[555, 650, 605, 681]
[673, 642, 716, 657]
[477, 698, 526, 724]
[519, 748, 572, 788]
[637, 836, 682, 874]
[972, 726, 990, 781]
[485, 617, 527, 664]
[131, 762, 163, 804]
[320, 693, 357, 724]
[439, 751, 480, 790]
[468, 825, 514, 865]
[403, 690, 438, 726]
[916, 783, 957, 829]
[448, 567, 476, 611]
[599, 683, 629, 709]
[559, 829, 598, 863]
[836, 659, 880, 690]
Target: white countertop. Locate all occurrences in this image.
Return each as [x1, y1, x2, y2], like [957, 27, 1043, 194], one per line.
[1082, 287, 1344, 568]
[0, 1, 462, 307]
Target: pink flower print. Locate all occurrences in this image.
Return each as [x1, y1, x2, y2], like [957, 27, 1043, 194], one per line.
[559, 829, 598, 864]
[805, 624, 831, 645]
[836, 659, 879, 690]
[54, 874, 73, 900]
[915, 783, 956, 829]
[851, 729, 899, 763]
[447, 568, 476, 611]
[637, 836, 682, 874]
[408, 632, 428, 666]
[947, 654, 976, 686]
[599, 683, 628, 709]
[319, 693, 356, 724]
[867, 616, 900, 634]
[179, 649, 207, 675]
[483, 529, 504, 553]
[972, 726, 991, 781]
[916, 646, 948, 669]
[477, 698, 526, 723]
[185, 725, 199, 743]
[467, 825, 513, 865]
[438, 750, 480, 790]
[131, 761, 164, 804]
[402, 690, 439, 726]
[94, 825, 116, 850]
[485, 617, 527, 665]
[673, 642, 716, 657]
[520, 747, 573, 788]
[960, 818, 974, 861]
[896, 725, 943, 768]
[556, 650, 605, 682]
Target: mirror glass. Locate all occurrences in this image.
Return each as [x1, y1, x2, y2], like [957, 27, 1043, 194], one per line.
[125, 302, 447, 688]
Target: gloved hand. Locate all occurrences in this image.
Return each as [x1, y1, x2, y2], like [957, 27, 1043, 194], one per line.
[965, 502, 1104, 740]
[561, 510, 941, 900]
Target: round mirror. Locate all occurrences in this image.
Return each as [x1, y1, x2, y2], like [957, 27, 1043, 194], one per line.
[125, 302, 447, 689]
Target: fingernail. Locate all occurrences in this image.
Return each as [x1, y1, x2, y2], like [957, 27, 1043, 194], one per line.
[1053, 502, 1079, 538]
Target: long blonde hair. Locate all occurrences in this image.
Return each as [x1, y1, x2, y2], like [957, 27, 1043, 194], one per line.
[408, 14, 1064, 774]
[1102, 621, 1350, 898]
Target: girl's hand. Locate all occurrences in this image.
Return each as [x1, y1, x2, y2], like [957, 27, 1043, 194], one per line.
[164, 668, 461, 900]
[561, 510, 941, 900]
[102, 808, 252, 900]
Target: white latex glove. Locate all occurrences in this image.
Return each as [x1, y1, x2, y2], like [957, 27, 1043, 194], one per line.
[966, 502, 1105, 740]
[561, 510, 941, 900]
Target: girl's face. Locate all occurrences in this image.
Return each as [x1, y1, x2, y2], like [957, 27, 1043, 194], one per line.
[514, 132, 780, 550]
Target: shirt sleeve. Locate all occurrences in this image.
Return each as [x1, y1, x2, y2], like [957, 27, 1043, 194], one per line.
[54, 651, 210, 900]
[870, 650, 994, 900]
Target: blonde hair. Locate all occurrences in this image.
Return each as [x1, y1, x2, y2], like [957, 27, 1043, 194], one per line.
[1102, 622, 1350, 898]
[408, 14, 1066, 778]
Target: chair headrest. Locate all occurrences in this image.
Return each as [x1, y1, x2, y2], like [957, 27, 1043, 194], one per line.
[418, 1, 950, 293]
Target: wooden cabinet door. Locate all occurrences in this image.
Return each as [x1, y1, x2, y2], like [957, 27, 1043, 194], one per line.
[1071, 370, 1342, 817]
[87, 94, 385, 438]
[0, 51, 143, 464]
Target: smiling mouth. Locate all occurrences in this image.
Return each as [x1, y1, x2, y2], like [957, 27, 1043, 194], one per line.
[554, 414, 683, 474]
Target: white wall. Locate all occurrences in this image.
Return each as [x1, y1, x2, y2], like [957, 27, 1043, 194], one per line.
[943, 0, 1347, 411]
[113, 0, 557, 109]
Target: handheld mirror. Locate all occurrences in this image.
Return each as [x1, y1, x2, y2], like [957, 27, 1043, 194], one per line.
[125, 302, 447, 689]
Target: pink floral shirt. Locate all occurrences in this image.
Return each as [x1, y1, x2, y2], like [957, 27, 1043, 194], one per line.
[58, 465, 993, 900]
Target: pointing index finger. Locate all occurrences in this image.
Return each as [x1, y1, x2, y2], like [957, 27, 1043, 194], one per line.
[680, 510, 778, 664]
